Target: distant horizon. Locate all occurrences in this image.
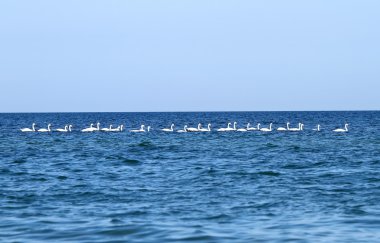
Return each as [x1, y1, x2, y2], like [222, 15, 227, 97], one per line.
[1, 109, 379, 114]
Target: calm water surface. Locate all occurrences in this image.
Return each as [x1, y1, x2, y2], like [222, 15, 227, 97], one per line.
[0, 111, 379, 242]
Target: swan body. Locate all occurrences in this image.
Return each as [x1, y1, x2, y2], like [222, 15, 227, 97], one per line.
[260, 123, 273, 132]
[312, 124, 321, 131]
[38, 124, 51, 132]
[82, 123, 96, 132]
[225, 122, 237, 131]
[288, 123, 302, 131]
[247, 123, 260, 131]
[101, 125, 112, 132]
[217, 123, 231, 132]
[110, 125, 123, 132]
[277, 122, 290, 131]
[21, 123, 36, 132]
[56, 125, 68, 132]
[199, 123, 211, 132]
[177, 125, 188, 133]
[333, 124, 348, 132]
[237, 123, 250, 132]
[162, 124, 174, 132]
[187, 123, 201, 132]
[130, 125, 146, 132]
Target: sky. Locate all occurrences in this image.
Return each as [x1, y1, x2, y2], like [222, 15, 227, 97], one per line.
[0, 0, 379, 112]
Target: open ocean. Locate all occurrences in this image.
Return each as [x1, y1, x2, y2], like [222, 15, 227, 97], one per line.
[0, 111, 379, 242]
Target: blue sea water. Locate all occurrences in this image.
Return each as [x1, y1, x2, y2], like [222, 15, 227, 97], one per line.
[0, 111, 379, 242]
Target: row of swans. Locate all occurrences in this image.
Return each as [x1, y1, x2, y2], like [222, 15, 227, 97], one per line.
[20, 123, 349, 133]
[20, 123, 72, 132]
[81, 123, 123, 132]
[162, 122, 347, 133]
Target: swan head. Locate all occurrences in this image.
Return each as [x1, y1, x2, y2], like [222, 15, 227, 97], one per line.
[184, 125, 188, 129]
[227, 123, 231, 127]
[141, 125, 145, 129]
[48, 124, 51, 127]
[32, 123, 36, 126]
[234, 122, 237, 125]
[120, 125, 124, 131]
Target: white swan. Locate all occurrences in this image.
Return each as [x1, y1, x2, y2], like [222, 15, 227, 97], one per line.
[110, 125, 123, 132]
[288, 123, 302, 131]
[56, 125, 68, 132]
[260, 123, 273, 132]
[177, 125, 188, 133]
[333, 124, 348, 132]
[187, 123, 201, 132]
[68, 125, 72, 132]
[130, 125, 148, 132]
[277, 122, 290, 131]
[21, 123, 36, 132]
[312, 124, 321, 131]
[162, 124, 174, 132]
[237, 123, 250, 132]
[247, 123, 260, 131]
[224, 122, 237, 131]
[38, 124, 51, 132]
[199, 123, 211, 132]
[101, 125, 112, 132]
[217, 123, 231, 132]
[82, 123, 96, 132]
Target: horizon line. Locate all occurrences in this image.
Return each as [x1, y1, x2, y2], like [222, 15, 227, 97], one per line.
[0, 109, 379, 114]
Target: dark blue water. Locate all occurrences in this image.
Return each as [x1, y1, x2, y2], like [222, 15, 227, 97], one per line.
[1, 111, 379, 242]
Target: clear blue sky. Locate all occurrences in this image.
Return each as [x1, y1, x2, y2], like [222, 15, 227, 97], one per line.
[0, 0, 379, 112]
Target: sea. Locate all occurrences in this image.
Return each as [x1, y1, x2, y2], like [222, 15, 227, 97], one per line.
[0, 111, 379, 242]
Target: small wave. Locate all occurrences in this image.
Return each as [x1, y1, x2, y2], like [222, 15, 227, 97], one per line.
[258, 171, 281, 176]
[13, 158, 27, 164]
[137, 141, 155, 148]
[123, 158, 140, 165]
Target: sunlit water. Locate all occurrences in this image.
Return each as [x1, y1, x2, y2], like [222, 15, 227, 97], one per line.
[1, 111, 379, 242]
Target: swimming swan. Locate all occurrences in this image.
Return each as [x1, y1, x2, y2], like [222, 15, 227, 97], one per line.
[312, 124, 321, 131]
[162, 124, 174, 132]
[277, 122, 290, 131]
[247, 123, 260, 131]
[177, 125, 188, 133]
[237, 123, 250, 132]
[217, 123, 231, 132]
[288, 123, 302, 131]
[82, 123, 97, 132]
[56, 125, 68, 132]
[21, 123, 36, 132]
[260, 123, 273, 132]
[199, 123, 211, 132]
[333, 124, 348, 132]
[187, 123, 201, 132]
[109, 125, 123, 132]
[130, 125, 146, 132]
[38, 124, 51, 132]
[101, 125, 112, 132]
